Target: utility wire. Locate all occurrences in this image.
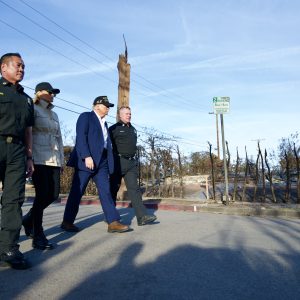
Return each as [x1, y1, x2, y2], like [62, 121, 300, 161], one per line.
[0, 2, 172, 100]
[55, 103, 205, 149]
[18, 0, 114, 62]
[0, 0, 116, 71]
[22, 84, 91, 110]
[54, 105, 81, 115]
[0, 1, 150, 98]
[22, 84, 204, 147]
[0, 3, 207, 149]
[0, 19, 118, 85]
[55, 102, 204, 147]
[16, 0, 207, 110]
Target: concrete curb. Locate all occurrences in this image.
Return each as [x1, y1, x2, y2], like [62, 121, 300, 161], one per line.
[195, 204, 300, 219]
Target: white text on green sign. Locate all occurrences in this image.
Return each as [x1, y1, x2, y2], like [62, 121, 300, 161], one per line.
[213, 97, 230, 114]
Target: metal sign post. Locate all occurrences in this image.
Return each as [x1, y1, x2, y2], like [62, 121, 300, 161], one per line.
[213, 97, 230, 205]
[220, 114, 229, 204]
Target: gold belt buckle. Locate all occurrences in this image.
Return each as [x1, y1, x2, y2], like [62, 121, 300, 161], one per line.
[6, 136, 13, 143]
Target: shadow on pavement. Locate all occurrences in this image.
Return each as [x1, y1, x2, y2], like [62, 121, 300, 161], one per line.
[1, 241, 299, 299]
[1, 206, 299, 299]
[61, 243, 300, 300]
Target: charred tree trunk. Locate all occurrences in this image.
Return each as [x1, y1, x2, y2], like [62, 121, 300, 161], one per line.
[117, 36, 130, 120]
[258, 143, 266, 202]
[284, 150, 290, 202]
[294, 143, 300, 204]
[176, 145, 184, 198]
[253, 146, 260, 202]
[226, 140, 230, 170]
[115, 38, 131, 198]
[265, 149, 277, 203]
[208, 142, 216, 201]
[233, 147, 240, 202]
[145, 163, 149, 195]
[171, 174, 175, 198]
[149, 138, 156, 186]
[170, 172, 175, 198]
[242, 146, 249, 202]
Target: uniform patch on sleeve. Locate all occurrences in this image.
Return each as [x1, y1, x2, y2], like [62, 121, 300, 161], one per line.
[0, 92, 4, 96]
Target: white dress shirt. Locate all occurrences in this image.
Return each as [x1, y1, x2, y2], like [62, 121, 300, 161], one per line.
[94, 111, 108, 149]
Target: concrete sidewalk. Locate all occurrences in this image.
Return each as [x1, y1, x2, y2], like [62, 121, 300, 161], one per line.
[1, 203, 300, 299]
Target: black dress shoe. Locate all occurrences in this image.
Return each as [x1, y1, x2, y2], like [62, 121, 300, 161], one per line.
[0, 247, 30, 270]
[137, 215, 157, 226]
[32, 233, 54, 250]
[61, 221, 80, 232]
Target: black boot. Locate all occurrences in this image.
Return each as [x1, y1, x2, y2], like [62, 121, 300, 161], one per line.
[137, 215, 157, 226]
[0, 246, 31, 269]
[22, 209, 33, 238]
[32, 230, 54, 250]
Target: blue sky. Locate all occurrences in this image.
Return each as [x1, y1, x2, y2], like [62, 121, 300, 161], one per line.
[1, 0, 300, 160]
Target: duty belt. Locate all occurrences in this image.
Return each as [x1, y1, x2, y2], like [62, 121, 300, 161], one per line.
[0, 135, 23, 145]
[118, 154, 136, 160]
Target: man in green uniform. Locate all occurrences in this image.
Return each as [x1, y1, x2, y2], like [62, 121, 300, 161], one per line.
[0, 53, 34, 269]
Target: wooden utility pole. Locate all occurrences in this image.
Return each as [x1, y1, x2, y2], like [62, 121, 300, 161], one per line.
[117, 35, 131, 121]
[115, 35, 131, 200]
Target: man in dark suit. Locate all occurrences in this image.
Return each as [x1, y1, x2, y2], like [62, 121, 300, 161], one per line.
[61, 96, 131, 233]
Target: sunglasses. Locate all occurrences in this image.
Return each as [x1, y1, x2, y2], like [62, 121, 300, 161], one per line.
[47, 91, 56, 97]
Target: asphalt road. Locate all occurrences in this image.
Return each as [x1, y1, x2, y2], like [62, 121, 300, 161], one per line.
[1, 203, 300, 300]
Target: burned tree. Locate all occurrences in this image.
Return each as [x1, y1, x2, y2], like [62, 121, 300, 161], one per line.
[156, 148, 174, 197]
[226, 140, 231, 170]
[232, 147, 240, 202]
[242, 146, 249, 202]
[265, 149, 277, 203]
[117, 35, 131, 119]
[208, 142, 216, 201]
[253, 142, 262, 202]
[176, 145, 184, 199]
[293, 142, 300, 203]
[284, 150, 291, 202]
[258, 143, 266, 202]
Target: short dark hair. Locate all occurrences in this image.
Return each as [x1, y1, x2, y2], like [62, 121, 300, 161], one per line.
[0, 52, 22, 66]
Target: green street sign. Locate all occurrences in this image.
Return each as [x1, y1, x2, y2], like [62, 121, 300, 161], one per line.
[213, 96, 230, 114]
